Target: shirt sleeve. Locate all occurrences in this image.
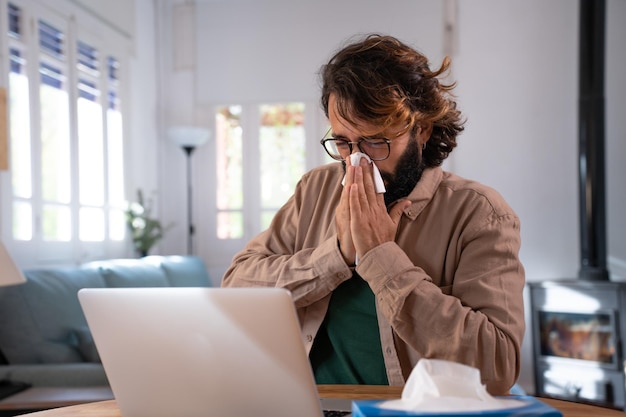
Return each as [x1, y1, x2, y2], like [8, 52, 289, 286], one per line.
[357, 211, 525, 395]
[221, 169, 354, 307]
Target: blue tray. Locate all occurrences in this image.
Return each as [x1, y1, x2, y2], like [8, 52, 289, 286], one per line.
[351, 396, 562, 417]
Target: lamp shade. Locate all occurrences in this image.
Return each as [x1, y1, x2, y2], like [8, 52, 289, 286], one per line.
[0, 242, 26, 286]
[167, 126, 210, 148]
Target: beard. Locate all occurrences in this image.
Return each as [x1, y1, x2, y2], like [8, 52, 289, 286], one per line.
[379, 137, 425, 207]
[340, 136, 425, 208]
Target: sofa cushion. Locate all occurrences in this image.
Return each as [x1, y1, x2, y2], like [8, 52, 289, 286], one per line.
[0, 266, 106, 364]
[73, 326, 101, 363]
[147, 255, 211, 287]
[92, 259, 170, 287]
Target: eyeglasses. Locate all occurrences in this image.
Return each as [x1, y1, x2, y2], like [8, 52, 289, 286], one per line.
[320, 128, 392, 161]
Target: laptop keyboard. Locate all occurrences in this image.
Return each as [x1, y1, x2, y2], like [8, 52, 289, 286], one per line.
[323, 411, 351, 417]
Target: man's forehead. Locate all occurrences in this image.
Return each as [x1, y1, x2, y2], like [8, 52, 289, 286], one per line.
[328, 93, 410, 139]
[329, 103, 380, 137]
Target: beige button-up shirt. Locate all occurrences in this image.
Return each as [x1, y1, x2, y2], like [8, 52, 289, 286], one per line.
[222, 163, 525, 395]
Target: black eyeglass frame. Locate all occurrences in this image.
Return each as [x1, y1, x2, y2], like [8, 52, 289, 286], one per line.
[319, 128, 392, 161]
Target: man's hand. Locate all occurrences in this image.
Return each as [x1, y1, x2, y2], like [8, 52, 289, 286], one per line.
[336, 156, 410, 264]
[336, 159, 357, 265]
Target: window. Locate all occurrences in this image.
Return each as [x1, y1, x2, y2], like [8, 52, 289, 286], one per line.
[38, 20, 72, 241]
[3, 1, 129, 264]
[215, 105, 244, 239]
[7, 3, 32, 241]
[214, 103, 306, 240]
[201, 100, 329, 269]
[259, 103, 306, 229]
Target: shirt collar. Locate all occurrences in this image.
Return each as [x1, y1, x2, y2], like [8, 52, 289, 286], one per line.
[402, 167, 443, 220]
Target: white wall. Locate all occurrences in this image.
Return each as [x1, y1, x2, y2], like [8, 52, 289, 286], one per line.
[128, 0, 160, 209]
[452, 1, 579, 282]
[195, 0, 443, 103]
[147, 0, 626, 394]
[73, 0, 135, 40]
[606, 0, 626, 279]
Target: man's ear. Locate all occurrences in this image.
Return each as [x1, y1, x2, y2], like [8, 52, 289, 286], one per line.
[419, 123, 434, 146]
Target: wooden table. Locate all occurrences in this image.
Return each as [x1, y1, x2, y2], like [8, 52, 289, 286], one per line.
[14, 385, 626, 417]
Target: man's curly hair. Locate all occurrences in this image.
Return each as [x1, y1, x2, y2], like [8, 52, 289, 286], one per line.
[320, 34, 465, 167]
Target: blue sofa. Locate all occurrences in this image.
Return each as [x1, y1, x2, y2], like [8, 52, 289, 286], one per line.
[0, 256, 212, 387]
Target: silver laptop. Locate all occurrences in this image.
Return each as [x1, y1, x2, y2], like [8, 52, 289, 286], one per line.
[78, 287, 351, 417]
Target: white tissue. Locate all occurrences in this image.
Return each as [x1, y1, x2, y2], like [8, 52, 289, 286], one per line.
[341, 152, 386, 193]
[380, 359, 526, 412]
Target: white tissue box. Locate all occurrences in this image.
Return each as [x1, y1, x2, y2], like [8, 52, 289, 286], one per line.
[351, 396, 563, 417]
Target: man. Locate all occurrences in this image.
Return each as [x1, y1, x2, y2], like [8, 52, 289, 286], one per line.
[222, 34, 525, 395]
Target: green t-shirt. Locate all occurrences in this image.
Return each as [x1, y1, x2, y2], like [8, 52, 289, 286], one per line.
[309, 273, 388, 385]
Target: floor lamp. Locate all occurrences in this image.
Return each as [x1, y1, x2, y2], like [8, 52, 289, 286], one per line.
[0, 242, 26, 287]
[168, 126, 210, 255]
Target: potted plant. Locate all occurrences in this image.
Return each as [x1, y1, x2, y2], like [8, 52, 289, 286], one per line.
[125, 189, 170, 257]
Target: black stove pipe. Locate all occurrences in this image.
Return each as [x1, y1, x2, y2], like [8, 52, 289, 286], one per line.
[577, 0, 609, 281]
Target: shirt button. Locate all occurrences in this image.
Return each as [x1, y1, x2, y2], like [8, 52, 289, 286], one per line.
[306, 334, 313, 343]
[386, 347, 393, 355]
